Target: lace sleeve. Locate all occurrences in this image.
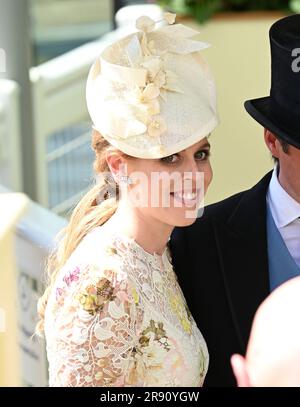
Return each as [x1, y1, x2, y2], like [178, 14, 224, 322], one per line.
[47, 262, 144, 387]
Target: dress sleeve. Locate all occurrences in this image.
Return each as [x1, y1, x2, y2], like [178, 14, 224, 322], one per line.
[48, 261, 143, 387]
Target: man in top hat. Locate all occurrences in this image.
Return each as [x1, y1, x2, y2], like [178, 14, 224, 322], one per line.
[170, 14, 300, 386]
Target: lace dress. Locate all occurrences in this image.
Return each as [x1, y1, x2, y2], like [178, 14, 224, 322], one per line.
[44, 226, 209, 387]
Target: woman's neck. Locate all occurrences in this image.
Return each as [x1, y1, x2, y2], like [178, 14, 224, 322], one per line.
[103, 202, 173, 256]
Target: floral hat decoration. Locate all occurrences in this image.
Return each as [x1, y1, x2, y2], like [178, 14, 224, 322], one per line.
[86, 13, 219, 158]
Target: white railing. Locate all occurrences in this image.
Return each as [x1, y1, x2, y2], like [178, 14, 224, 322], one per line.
[0, 190, 28, 386]
[30, 25, 135, 214]
[0, 79, 23, 191]
[0, 5, 163, 217]
[0, 184, 67, 386]
[30, 0, 114, 68]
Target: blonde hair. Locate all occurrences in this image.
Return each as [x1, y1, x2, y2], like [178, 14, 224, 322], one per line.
[36, 129, 127, 335]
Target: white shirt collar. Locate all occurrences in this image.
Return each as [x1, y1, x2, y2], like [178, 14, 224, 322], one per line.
[268, 166, 300, 228]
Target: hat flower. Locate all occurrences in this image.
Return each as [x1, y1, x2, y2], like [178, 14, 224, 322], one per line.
[135, 16, 156, 33]
[147, 115, 167, 138]
[126, 12, 182, 140]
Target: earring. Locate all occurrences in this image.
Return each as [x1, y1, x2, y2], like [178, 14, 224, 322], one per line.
[119, 175, 134, 185]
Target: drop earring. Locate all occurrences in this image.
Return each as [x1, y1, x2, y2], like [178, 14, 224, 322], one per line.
[119, 175, 134, 185]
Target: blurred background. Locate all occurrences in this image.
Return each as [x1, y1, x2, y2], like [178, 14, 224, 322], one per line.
[0, 0, 298, 386]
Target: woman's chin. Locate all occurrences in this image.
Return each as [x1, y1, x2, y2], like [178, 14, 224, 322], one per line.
[172, 210, 199, 227]
[176, 217, 198, 227]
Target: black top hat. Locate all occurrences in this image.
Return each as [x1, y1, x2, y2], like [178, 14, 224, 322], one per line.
[244, 14, 300, 149]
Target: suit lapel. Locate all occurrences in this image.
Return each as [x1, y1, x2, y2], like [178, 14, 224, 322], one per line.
[213, 172, 272, 350]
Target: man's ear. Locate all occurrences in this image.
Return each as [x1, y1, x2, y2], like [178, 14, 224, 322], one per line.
[264, 129, 280, 160]
[231, 354, 251, 387]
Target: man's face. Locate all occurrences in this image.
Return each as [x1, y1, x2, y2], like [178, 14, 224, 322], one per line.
[264, 130, 300, 203]
[278, 143, 300, 201]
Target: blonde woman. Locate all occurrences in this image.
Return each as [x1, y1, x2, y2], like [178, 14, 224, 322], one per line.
[37, 13, 219, 387]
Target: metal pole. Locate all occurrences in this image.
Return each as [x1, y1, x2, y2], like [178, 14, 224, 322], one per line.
[0, 0, 36, 200]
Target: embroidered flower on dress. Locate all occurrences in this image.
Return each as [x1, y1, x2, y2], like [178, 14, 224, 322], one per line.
[169, 292, 193, 334]
[105, 246, 118, 256]
[140, 319, 171, 351]
[78, 277, 116, 315]
[55, 287, 65, 305]
[163, 338, 187, 385]
[54, 266, 82, 308]
[63, 266, 80, 286]
[127, 319, 171, 385]
[131, 287, 139, 305]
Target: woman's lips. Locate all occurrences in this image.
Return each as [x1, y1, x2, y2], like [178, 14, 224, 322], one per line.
[170, 190, 200, 207]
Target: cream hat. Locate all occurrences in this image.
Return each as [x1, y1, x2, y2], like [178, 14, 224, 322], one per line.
[86, 13, 219, 159]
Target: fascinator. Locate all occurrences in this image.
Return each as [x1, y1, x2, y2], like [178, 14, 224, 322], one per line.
[86, 13, 219, 158]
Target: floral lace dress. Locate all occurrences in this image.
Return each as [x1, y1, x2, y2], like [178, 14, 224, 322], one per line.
[44, 226, 209, 387]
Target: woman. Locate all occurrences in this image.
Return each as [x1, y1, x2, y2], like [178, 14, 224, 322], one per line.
[36, 13, 219, 386]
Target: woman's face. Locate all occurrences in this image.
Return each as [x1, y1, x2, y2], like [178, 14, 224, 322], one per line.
[122, 137, 213, 227]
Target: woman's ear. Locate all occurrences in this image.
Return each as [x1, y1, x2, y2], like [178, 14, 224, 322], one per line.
[106, 151, 127, 182]
[231, 354, 251, 387]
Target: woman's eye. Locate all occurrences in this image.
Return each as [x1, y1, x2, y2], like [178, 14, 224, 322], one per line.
[195, 150, 210, 161]
[160, 154, 180, 164]
[160, 149, 210, 164]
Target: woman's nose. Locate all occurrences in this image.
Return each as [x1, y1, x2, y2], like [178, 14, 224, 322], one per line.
[183, 158, 200, 177]
[181, 159, 203, 188]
